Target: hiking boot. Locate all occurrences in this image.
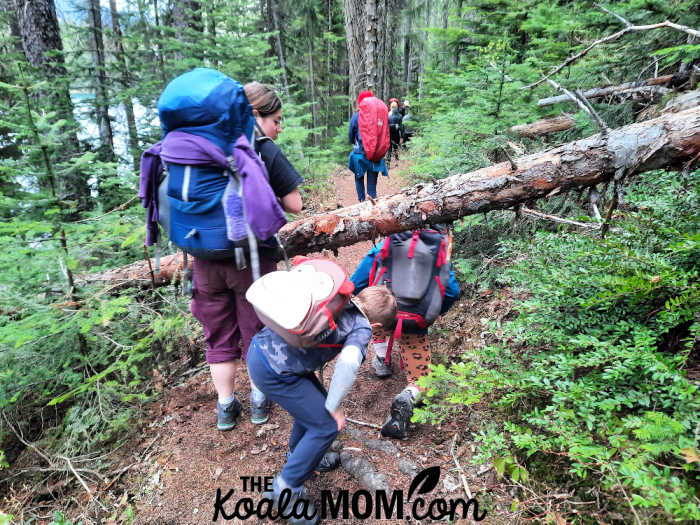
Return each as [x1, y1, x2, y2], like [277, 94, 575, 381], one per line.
[250, 397, 272, 425]
[381, 390, 414, 439]
[262, 476, 319, 525]
[316, 451, 340, 473]
[216, 397, 241, 431]
[371, 354, 392, 378]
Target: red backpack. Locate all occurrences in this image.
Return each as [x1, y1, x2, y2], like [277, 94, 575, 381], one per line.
[246, 256, 355, 348]
[359, 96, 390, 162]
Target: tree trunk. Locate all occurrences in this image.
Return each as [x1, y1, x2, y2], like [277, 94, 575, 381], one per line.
[85, 106, 700, 288]
[442, 0, 448, 72]
[308, 33, 320, 146]
[509, 115, 575, 137]
[87, 0, 115, 164]
[152, 0, 167, 85]
[365, 0, 378, 92]
[402, 13, 411, 92]
[109, 0, 140, 171]
[344, 0, 366, 104]
[325, 0, 332, 137]
[418, 0, 430, 101]
[172, 0, 203, 61]
[270, 0, 290, 101]
[452, 0, 462, 68]
[537, 75, 673, 107]
[13, 0, 90, 207]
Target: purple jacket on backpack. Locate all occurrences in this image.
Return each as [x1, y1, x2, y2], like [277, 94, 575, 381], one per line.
[139, 131, 286, 247]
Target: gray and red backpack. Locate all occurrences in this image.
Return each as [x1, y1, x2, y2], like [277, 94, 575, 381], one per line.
[368, 226, 452, 366]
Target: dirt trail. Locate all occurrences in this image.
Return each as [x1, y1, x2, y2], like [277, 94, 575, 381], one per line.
[118, 166, 510, 524]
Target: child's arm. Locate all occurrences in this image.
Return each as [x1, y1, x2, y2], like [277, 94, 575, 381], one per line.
[324, 344, 363, 413]
[350, 244, 382, 292]
[441, 264, 461, 314]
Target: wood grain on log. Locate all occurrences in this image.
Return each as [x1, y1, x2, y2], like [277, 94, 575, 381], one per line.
[509, 115, 575, 137]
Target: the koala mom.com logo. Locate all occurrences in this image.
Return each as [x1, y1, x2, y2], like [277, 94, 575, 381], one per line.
[212, 466, 487, 522]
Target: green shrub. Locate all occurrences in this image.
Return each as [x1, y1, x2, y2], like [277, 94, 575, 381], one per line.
[416, 169, 700, 521]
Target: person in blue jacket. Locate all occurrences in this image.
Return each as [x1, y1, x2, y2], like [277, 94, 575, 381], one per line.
[348, 90, 389, 202]
[350, 228, 460, 439]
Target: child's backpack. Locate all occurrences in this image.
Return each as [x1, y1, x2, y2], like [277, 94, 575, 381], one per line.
[246, 256, 355, 348]
[368, 226, 452, 363]
[154, 68, 286, 278]
[358, 96, 390, 162]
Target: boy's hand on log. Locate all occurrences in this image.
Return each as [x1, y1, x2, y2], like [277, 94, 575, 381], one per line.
[329, 408, 346, 431]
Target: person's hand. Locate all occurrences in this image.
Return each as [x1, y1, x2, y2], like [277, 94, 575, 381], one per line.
[329, 408, 346, 431]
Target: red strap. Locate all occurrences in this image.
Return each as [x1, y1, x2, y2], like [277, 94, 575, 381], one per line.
[435, 275, 445, 298]
[407, 231, 419, 258]
[324, 307, 337, 330]
[317, 343, 343, 349]
[379, 237, 391, 260]
[369, 255, 379, 285]
[339, 279, 355, 295]
[371, 266, 386, 286]
[436, 237, 447, 267]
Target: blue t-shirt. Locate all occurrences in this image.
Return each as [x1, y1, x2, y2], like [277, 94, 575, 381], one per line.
[253, 303, 371, 376]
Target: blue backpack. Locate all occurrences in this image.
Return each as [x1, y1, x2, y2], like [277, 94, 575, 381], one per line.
[155, 68, 285, 279]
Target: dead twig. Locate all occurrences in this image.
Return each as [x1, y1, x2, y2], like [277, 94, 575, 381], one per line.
[346, 417, 382, 430]
[520, 207, 603, 230]
[449, 433, 473, 500]
[103, 463, 136, 492]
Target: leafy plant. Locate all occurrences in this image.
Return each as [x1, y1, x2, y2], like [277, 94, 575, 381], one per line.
[418, 169, 700, 521]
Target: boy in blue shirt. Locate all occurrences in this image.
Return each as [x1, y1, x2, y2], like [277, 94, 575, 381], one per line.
[247, 286, 396, 525]
[351, 228, 460, 439]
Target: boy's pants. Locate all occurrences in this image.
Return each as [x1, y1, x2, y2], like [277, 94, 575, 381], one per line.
[247, 341, 338, 488]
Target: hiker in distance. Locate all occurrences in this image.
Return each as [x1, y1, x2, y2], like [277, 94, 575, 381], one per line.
[246, 258, 397, 525]
[401, 99, 416, 146]
[347, 90, 390, 202]
[351, 225, 460, 439]
[189, 81, 304, 432]
[387, 98, 403, 167]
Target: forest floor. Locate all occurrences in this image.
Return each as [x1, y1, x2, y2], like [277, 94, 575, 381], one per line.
[5, 162, 518, 524]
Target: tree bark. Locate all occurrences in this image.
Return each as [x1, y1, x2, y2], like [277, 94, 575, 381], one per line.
[84, 107, 700, 289]
[418, 0, 430, 101]
[344, 0, 366, 105]
[365, 0, 378, 92]
[307, 33, 320, 145]
[402, 10, 413, 93]
[152, 0, 167, 85]
[509, 115, 575, 137]
[537, 75, 674, 107]
[452, 0, 463, 68]
[270, 0, 290, 101]
[87, 0, 116, 163]
[13, 0, 90, 207]
[109, 0, 140, 171]
[171, 0, 203, 61]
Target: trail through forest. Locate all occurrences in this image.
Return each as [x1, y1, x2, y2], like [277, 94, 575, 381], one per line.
[109, 165, 513, 524]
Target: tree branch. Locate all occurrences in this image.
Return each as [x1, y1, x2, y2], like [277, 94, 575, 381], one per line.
[525, 8, 700, 90]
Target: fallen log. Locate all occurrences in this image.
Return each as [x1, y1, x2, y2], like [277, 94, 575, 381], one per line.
[509, 115, 575, 137]
[82, 106, 700, 288]
[537, 75, 673, 107]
